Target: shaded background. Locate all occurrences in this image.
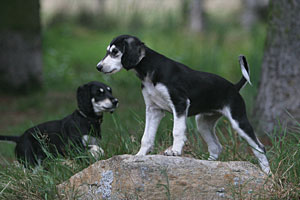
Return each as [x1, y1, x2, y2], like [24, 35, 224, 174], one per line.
[0, 0, 270, 162]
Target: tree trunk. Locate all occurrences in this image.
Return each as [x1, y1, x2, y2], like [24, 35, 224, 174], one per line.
[0, 0, 43, 93]
[254, 0, 300, 134]
[188, 0, 204, 33]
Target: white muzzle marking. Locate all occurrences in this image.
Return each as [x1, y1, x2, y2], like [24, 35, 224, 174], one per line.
[91, 98, 114, 115]
[98, 45, 123, 74]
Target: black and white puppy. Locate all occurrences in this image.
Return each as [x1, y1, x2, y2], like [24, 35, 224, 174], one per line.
[96, 35, 270, 174]
[0, 81, 118, 166]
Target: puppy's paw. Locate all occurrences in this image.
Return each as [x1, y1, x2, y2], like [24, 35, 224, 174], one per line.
[88, 145, 104, 159]
[136, 151, 146, 156]
[208, 155, 217, 161]
[136, 146, 153, 156]
[164, 149, 181, 156]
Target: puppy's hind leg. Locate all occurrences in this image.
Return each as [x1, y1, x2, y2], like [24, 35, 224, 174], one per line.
[221, 106, 271, 174]
[195, 114, 222, 160]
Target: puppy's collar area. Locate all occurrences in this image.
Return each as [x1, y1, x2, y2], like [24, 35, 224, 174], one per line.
[77, 109, 103, 124]
[78, 109, 88, 118]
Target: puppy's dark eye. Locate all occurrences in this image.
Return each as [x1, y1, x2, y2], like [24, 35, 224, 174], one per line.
[111, 48, 118, 56]
[107, 87, 112, 92]
[98, 88, 104, 94]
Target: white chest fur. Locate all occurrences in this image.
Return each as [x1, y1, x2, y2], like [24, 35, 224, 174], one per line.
[142, 77, 173, 112]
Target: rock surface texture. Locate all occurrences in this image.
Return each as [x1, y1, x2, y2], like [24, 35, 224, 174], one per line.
[57, 155, 270, 199]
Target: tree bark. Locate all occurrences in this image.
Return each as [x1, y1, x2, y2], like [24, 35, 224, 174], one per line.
[0, 0, 43, 93]
[254, 0, 300, 134]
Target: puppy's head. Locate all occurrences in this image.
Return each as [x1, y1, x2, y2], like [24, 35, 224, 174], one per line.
[96, 35, 145, 74]
[77, 81, 118, 117]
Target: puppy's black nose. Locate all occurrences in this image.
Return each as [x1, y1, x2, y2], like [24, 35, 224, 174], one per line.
[96, 63, 103, 72]
[112, 98, 118, 106]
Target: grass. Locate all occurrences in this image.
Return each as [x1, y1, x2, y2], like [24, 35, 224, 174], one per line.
[0, 116, 299, 199]
[0, 19, 299, 199]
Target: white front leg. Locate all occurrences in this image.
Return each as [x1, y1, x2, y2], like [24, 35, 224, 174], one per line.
[164, 114, 187, 156]
[136, 106, 164, 155]
[164, 100, 190, 156]
[81, 135, 104, 159]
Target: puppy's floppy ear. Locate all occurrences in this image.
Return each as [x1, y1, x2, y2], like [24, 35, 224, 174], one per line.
[77, 83, 93, 116]
[121, 37, 145, 70]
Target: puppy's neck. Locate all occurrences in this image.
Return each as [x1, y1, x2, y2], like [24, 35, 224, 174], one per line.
[77, 109, 103, 123]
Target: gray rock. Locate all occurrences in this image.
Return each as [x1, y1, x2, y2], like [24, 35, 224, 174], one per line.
[57, 155, 271, 199]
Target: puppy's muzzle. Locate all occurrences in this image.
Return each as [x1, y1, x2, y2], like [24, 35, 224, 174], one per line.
[108, 98, 119, 113]
[111, 98, 118, 107]
[96, 63, 103, 72]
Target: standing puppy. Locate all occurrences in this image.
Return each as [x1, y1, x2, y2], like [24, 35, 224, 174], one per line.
[96, 35, 270, 174]
[0, 81, 118, 166]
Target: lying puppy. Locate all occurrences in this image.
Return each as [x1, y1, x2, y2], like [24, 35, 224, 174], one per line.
[96, 35, 270, 174]
[0, 81, 118, 166]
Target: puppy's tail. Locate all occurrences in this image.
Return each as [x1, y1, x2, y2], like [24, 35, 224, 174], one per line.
[234, 55, 252, 91]
[0, 135, 20, 143]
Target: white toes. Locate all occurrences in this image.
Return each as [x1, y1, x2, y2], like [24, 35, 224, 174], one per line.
[136, 146, 153, 156]
[208, 155, 217, 161]
[164, 149, 181, 156]
[136, 151, 146, 156]
[88, 145, 104, 159]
